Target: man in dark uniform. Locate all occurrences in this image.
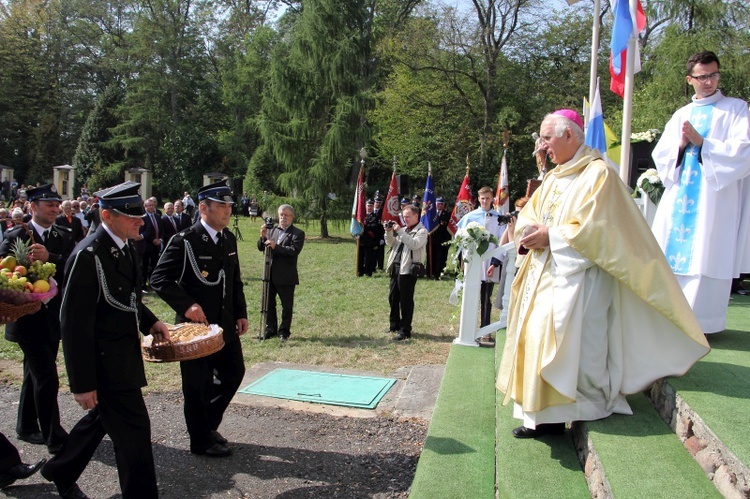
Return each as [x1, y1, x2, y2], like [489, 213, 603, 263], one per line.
[0, 430, 45, 490]
[430, 197, 452, 278]
[41, 181, 169, 499]
[373, 197, 385, 270]
[0, 184, 74, 454]
[1, 314, 47, 491]
[358, 199, 383, 277]
[151, 180, 248, 457]
[257, 204, 305, 341]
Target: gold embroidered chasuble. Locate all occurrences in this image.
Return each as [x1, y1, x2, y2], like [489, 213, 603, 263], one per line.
[496, 146, 710, 417]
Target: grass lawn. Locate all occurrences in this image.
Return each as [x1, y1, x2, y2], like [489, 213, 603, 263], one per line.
[0, 217, 459, 392]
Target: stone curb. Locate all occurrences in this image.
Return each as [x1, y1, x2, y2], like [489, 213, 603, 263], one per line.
[648, 379, 750, 499]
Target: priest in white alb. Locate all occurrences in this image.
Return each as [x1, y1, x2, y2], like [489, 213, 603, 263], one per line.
[651, 51, 750, 334]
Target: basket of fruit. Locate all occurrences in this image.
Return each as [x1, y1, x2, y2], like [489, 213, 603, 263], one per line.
[142, 323, 224, 362]
[0, 238, 58, 321]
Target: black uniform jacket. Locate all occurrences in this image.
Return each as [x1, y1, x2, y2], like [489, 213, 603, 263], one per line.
[256, 224, 305, 286]
[0, 223, 75, 343]
[59, 226, 159, 394]
[150, 221, 247, 345]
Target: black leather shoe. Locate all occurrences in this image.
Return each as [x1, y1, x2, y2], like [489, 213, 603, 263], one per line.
[279, 335, 289, 343]
[191, 443, 231, 457]
[512, 423, 565, 439]
[58, 483, 90, 499]
[211, 430, 228, 445]
[392, 332, 411, 341]
[0, 459, 47, 489]
[263, 330, 278, 340]
[17, 431, 44, 445]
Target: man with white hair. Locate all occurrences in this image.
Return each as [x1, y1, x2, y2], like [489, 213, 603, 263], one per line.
[496, 109, 710, 439]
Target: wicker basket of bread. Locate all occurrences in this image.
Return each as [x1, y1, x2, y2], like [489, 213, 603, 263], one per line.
[142, 323, 224, 362]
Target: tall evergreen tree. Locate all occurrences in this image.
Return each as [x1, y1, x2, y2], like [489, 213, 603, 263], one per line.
[73, 84, 125, 190]
[258, 0, 375, 236]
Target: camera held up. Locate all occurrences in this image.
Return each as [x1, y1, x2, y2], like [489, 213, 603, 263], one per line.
[496, 210, 519, 224]
[264, 217, 275, 229]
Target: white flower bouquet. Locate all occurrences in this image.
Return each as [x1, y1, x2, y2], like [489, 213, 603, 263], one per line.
[443, 221, 500, 278]
[633, 168, 664, 205]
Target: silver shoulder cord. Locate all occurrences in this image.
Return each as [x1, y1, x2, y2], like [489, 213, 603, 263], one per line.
[94, 255, 138, 314]
[184, 239, 226, 298]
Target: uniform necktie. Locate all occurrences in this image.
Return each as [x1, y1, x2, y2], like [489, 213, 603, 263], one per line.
[216, 231, 224, 251]
[41, 229, 49, 242]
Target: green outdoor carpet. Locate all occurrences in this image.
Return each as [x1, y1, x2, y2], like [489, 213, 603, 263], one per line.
[494, 333, 590, 498]
[238, 369, 396, 409]
[410, 345, 496, 499]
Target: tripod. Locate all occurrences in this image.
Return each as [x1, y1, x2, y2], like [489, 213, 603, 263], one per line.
[259, 245, 272, 340]
[232, 213, 243, 241]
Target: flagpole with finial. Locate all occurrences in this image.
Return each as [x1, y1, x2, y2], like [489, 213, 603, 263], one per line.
[426, 161, 434, 277]
[354, 148, 366, 277]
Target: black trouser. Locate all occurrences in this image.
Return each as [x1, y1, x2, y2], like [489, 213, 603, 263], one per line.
[376, 244, 385, 270]
[16, 337, 67, 448]
[180, 339, 245, 451]
[389, 271, 417, 334]
[265, 282, 296, 337]
[480, 282, 495, 328]
[42, 389, 157, 498]
[0, 432, 21, 471]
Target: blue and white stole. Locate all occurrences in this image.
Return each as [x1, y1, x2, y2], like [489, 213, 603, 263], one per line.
[664, 101, 716, 274]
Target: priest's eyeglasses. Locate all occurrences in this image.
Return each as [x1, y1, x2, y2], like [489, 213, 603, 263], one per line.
[690, 72, 720, 83]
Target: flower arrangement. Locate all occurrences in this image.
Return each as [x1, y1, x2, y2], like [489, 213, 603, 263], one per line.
[633, 168, 664, 205]
[443, 221, 500, 280]
[631, 129, 661, 143]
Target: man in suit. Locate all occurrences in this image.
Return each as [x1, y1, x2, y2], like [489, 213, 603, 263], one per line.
[55, 200, 84, 243]
[257, 204, 305, 341]
[160, 202, 179, 248]
[0, 184, 75, 455]
[173, 200, 191, 231]
[151, 180, 248, 457]
[41, 182, 169, 499]
[136, 197, 163, 290]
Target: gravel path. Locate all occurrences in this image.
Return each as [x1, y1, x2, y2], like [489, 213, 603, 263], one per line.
[0, 385, 428, 498]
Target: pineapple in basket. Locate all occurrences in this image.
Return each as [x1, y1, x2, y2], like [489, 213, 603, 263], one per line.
[0, 237, 56, 293]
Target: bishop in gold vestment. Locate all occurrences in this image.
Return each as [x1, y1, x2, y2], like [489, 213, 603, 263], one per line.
[496, 110, 710, 438]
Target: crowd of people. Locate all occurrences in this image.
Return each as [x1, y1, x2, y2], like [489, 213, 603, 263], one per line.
[0, 180, 272, 497]
[0, 48, 747, 495]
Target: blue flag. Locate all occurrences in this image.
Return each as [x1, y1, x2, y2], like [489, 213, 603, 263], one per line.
[420, 171, 436, 233]
[585, 80, 607, 154]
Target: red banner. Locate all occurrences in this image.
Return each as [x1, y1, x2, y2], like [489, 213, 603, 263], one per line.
[382, 172, 401, 224]
[448, 174, 474, 235]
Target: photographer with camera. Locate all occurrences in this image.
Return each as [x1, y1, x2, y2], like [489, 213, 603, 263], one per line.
[385, 204, 428, 341]
[456, 187, 506, 344]
[257, 204, 305, 342]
